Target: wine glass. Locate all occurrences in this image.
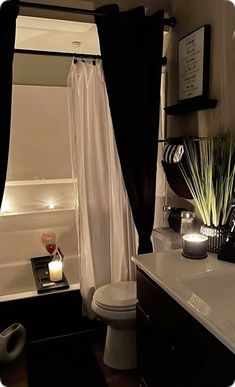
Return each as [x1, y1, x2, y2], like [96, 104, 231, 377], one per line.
[45, 242, 56, 257]
[41, 232, 57, 258]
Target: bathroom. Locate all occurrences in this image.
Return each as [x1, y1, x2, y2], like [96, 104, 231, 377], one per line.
[0, 0, 235, 386]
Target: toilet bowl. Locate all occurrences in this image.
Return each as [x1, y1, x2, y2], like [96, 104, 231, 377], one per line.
[91, 281, 137, 370]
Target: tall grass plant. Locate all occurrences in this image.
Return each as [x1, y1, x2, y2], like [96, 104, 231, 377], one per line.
[179, 134, 235, 227]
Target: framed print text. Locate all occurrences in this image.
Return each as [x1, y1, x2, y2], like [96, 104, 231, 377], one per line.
[178, 25, 211, 101]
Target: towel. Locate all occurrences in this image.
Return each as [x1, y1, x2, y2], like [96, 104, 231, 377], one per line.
[163, 144, 184, 163]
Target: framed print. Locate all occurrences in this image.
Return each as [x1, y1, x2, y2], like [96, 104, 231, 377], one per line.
[178, 25, 211, 102]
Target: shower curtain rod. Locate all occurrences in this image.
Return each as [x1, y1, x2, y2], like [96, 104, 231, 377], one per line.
[158, 137, 211, 143]
[14, 49, 170, 66]
[14, 48, 101, 59]
[18, 1, 176, 26]
[19, 1, 104, 17]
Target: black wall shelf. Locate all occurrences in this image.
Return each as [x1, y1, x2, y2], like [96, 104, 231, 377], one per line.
[164, 97, 218, 116]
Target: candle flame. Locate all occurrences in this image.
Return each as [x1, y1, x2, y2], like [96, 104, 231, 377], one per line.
[183, 234, 208, 242]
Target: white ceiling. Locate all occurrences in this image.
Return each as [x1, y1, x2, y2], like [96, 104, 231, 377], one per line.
[16, 15, 100, 55]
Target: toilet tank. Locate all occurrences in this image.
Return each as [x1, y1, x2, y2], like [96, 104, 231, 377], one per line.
[152, 228, 182, 252]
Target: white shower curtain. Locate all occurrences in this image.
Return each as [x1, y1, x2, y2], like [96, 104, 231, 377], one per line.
[67, 60, 136, 316]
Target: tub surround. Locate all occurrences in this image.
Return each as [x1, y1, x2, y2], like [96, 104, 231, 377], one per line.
[0, 255, 79, 302]
[0, 257, 99, 343]
[0, 289, 82, 342]
[131, 250, 235, 354]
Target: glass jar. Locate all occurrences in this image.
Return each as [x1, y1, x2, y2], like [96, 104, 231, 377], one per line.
[162, 206, 172, 228]
[180, 211, 195, 236]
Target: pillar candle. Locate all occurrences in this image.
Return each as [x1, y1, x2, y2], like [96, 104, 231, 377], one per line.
[48, 261, 63, 281]
[182, 234, 208, 259]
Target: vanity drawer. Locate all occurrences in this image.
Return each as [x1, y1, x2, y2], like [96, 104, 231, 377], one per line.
[137, 304, 184, 387]
[136, 268, 235, 386]
[137, 269, 193, 342]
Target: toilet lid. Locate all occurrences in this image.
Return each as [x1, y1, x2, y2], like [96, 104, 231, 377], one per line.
[93, 281, 137, 309]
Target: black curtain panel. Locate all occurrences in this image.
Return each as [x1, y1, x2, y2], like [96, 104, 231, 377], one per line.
[95, 5, 164, 254]
[0, 0, 19, 207]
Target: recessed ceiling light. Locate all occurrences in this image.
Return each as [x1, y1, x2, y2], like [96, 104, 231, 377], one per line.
[72, 41, 81, 49]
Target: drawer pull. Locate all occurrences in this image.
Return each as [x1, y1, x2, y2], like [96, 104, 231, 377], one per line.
[140, 376, 148, 387]
[137, 304, 150, 320]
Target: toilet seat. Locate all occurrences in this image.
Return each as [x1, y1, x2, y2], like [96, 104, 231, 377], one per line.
[94, 300, 136, 312]
[93, 281, 137, 312]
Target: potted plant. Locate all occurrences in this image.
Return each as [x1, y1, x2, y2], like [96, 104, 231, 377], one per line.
[179, 133, 235, 253]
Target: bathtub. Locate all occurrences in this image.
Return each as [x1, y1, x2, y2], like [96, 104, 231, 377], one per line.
[0, 255, 80, 302]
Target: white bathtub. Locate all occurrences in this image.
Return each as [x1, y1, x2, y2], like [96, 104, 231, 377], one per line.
[0, 256, 80, 302]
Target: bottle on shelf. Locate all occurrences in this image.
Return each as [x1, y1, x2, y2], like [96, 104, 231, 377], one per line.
[162, 205, 172, 228]
[180, 210, 195, 236]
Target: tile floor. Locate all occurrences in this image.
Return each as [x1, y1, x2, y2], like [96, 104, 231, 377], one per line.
[0, 328, 139, 387]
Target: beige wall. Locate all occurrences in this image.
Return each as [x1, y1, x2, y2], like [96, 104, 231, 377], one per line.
[161, 0, 235, 218]
[166, 0, 235, 137]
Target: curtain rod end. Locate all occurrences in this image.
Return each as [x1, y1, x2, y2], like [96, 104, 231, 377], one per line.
[164, 16, 176, 28]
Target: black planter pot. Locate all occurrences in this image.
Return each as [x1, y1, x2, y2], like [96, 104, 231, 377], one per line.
[200, 224, 229, 253]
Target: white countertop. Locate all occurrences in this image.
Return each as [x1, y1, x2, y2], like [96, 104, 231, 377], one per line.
[131, 250, 235, 354]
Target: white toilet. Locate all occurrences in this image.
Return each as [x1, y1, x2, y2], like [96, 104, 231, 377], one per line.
[91, 281, 137, 370]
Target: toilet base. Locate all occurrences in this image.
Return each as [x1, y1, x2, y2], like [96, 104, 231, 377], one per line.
[103, 325, 136, 370]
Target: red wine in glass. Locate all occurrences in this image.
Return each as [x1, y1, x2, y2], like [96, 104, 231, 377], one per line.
[46, 243, 56, 256]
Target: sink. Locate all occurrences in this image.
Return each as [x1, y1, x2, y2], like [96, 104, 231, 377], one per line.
[180, 269, 235, 325]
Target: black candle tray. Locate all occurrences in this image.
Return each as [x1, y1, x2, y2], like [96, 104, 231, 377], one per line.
[31, 255, 69, 294]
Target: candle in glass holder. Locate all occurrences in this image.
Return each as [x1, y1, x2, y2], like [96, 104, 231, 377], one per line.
[48, 260, 63, 281]
[182, 234, 208, 259]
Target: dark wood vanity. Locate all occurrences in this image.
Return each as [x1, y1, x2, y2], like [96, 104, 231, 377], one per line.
[137, 268, 235, 387]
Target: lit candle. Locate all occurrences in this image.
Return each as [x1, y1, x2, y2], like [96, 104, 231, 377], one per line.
[182, 234, 208, 259]
[48, 261, 63, 281]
